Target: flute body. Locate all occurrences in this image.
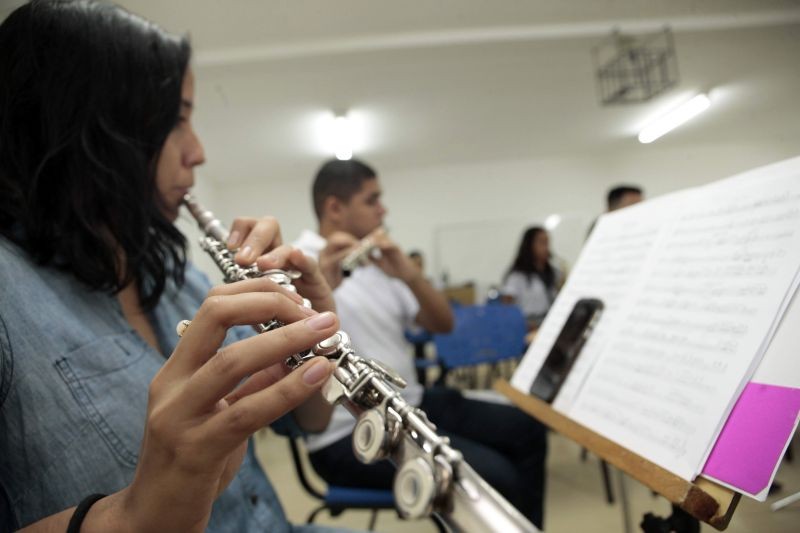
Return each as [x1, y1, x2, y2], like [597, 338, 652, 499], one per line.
[183, 195, 539, 533]
[340, 230, 383, 276]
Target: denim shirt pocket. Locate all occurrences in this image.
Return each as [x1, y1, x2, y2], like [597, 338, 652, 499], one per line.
[53, 331, 158, 468]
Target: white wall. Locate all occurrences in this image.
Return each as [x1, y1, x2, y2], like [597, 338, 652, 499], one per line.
[195, 138, 798, 295]
[178, 17, 800, 293]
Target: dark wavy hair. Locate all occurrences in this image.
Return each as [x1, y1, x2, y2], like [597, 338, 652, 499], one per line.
[505, 226, 555, 289]
[0, 0, 191, 310]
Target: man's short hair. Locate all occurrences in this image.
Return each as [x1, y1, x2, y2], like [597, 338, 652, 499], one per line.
[607, 185, 643, 211]
[312, 159, 377, 220]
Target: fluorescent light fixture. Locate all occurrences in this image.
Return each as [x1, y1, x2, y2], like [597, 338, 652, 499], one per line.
[638, 93, 711, 144]
[332, 115, 353, 160]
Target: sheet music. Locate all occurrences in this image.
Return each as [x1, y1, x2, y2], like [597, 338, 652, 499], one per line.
[703, 281, 800, 500]
[512, 155, 800, 481]
[570, 164, 800, 479]
[510, 195, 681, 411]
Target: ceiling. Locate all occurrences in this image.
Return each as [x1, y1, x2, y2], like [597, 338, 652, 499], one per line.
[42, 1, 800, 55]
[2, 0, 800, 184]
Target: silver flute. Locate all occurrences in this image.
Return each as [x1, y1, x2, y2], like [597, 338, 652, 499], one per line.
[340, 230, 383, 276]
[183, 195, 539, 533]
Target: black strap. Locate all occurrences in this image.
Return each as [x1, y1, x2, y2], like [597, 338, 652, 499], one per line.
[66, 494, 106, 533]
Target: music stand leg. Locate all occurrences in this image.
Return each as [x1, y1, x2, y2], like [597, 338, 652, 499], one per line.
[771, 490, 800, 511]
[617, 468, 633, 533]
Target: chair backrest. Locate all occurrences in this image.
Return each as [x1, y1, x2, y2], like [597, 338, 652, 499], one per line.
[433, 304, 527, 368]
[404, 327, 433, 345]
[288, 436, 326, 501]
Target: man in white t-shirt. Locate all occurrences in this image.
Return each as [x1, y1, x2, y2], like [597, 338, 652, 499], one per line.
[294, 159, 547, 529]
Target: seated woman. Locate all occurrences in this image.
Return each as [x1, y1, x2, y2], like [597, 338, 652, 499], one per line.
[0, 2, 346, 532]
[501, 226, 565, 331]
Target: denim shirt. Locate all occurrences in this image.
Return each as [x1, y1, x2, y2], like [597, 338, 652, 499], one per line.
[0, 237, 342, 533]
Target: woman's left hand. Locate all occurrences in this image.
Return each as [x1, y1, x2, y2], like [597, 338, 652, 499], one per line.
[256, 245, 336, 314]
[225, 215, 283, 266]
[224, 215, 335, 313]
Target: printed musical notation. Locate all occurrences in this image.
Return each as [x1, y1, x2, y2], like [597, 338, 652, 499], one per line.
[512, 202, 670, 411]
[513, 157, 800, 480]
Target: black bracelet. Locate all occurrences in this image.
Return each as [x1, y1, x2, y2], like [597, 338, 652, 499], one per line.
[66, 493, 107, 533]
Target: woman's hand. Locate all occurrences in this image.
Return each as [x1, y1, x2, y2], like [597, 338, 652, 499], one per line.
[256, 245, 337, 314]
[224, 215, 336, 314]
[122, 277, 339, 532]
[225, 215, 283, 266]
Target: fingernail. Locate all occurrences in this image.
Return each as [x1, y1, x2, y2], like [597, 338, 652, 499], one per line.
[298, 304, 316, 315]
[240, 245, 253, 261]
[305, 311, 335, 331]
[302, 358, 331, 385]
[227, 231, 241, 248]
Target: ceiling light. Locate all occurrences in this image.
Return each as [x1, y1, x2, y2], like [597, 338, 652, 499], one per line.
[638, 93, 711, 144]
[544, 214, 562, 231]
[332, 115, 353, 160]
[312, 110, 370, 159]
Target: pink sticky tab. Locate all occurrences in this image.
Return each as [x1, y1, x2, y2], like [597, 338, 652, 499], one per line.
[702, 382, 800, 494]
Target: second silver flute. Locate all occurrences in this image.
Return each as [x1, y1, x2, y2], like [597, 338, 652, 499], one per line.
[183, 195, 538, 533]
[340, 228, 385, 276]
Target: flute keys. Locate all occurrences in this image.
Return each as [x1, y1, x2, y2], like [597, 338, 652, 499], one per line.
[367, 359, 407, 389]
[314, 331, 351, 359]
[175, 319, 192, 337]
[394, 457, 437, 519]
[353, 410, 392, 464]
[261, 269, 302, 283]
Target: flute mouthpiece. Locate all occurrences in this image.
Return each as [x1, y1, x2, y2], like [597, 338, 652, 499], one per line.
[182, 194, 230, 243]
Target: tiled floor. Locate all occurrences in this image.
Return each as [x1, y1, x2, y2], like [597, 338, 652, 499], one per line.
[255, 428, 800, 532]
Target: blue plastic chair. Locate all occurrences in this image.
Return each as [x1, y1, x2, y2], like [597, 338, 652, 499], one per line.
[432, 304, 527, 387]
[288, 436, 395, 529]
[406, 327, 436, 384]
[288, 436, 447, 531]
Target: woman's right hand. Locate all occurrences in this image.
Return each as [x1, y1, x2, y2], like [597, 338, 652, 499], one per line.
[114, 277, 338, 532]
